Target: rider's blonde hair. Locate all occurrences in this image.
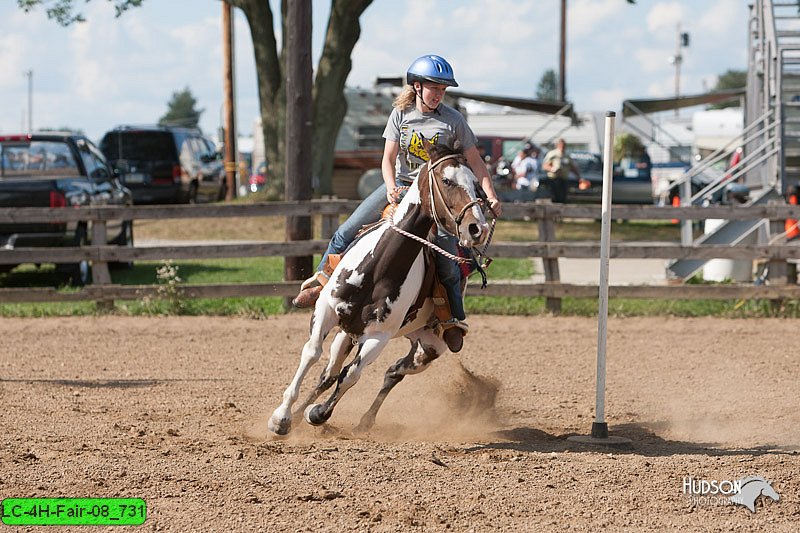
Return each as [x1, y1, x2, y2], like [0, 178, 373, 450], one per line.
[393, 85, 417, 110]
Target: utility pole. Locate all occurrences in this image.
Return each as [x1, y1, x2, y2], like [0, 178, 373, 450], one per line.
[558, 0, 567, 101]
[222, 2, 237, 201]
[670, 24, 689, 117]
[25, 70, 33, 132]
[284, 0, 313, 303]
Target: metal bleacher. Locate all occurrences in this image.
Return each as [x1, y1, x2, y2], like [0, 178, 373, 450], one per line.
[666, 0, 795, 280]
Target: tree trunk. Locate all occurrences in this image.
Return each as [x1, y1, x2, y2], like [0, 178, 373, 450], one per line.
[284, 0, 314, 292]
[311, 0, 374, 195]
[230, 0, 374, 198]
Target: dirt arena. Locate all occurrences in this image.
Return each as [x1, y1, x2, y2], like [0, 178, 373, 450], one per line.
[1, 314, 798, 531]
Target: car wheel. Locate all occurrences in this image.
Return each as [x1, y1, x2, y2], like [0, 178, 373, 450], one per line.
[188, 181, 199, 204]
[109, 220, 134, 270]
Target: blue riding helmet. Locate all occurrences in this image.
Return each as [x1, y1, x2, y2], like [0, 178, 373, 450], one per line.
[406, 55, 459, 87]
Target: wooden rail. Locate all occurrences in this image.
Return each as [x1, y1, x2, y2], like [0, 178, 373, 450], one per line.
[1, 201, 799, 308]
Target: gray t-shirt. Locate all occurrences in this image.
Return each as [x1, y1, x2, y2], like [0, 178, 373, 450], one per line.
[382, 103, 477, 182]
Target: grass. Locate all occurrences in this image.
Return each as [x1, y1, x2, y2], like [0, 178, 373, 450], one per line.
[0, 215, 794, 318]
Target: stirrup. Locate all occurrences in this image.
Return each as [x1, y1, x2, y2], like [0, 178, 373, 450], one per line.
[300, 271, 330, 291]
[440, 318, 469, 336]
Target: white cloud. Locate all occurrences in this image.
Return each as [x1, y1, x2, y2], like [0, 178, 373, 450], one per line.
[697, 0, 740, 35]
[647, 2, 685, 33]
[570, 0, 627, 36]
[586, 88, 627, 111]
[0, 0, 753, 139]
[635, 47, 674, 75]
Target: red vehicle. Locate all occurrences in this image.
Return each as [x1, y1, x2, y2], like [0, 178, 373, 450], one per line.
[248, 161, 269, 193]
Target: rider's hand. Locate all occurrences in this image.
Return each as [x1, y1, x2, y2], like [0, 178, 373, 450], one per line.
[487, 197, 503, 217]
[386, 186, 401, 204]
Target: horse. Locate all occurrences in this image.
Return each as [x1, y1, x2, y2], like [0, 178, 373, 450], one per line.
[268, 141, 491, 436]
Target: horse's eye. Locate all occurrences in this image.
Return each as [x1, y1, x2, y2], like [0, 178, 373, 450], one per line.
[441, 177, 454, 186]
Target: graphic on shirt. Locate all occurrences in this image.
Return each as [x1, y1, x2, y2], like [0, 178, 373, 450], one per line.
[407, 131, 440, 163]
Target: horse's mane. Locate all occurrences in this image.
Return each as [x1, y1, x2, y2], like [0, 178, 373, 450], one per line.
[426, 141, 464, 162]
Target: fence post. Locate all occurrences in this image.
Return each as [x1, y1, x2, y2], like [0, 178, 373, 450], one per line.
[536, 200, 561, 313]
[90, 221, 114, 311]
[320, 195, 338, 240]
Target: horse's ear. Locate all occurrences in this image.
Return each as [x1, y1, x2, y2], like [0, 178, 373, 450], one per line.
[420, 134, 436, 159]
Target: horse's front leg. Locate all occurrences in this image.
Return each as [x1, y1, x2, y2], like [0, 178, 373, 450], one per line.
[268, 311, 336, 436]
[355, 330, 447, 433]
[304, 333, 390, 427]
[292, 330, 354, 418]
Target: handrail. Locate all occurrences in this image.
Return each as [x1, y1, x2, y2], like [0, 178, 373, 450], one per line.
[692, 145, 781, 204]
[673, 110, 775, 189]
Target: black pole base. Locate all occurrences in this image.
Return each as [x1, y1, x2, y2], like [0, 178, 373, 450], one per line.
[567, 422, 632, 447]
[591, 422, 608, 438]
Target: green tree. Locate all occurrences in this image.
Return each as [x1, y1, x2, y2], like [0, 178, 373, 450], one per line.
[22, 0, 375, 198]
[536, 69, 559, 101]
[159, 87, 204, 128]
[16, 0, 142, 24]
[613, 133, 646, 162]
[227, 0, 373, 196]
[708, 69, 747, 109]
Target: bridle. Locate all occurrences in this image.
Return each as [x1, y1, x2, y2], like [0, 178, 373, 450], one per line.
[426, 154, 484, 237]
[387, 152, 496, 272]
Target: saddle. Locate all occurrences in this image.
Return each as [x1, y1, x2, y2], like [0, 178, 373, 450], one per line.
[317, 204, 482, 333]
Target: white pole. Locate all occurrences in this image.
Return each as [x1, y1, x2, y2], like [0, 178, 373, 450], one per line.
[593, 111, 616, 438]
[26, 70, 33, 133]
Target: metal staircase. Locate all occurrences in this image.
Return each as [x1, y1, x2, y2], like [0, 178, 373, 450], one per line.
[667, 0, 795, 281]
[774, 1, 800, 189]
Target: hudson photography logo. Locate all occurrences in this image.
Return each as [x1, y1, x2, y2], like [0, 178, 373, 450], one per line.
[682, 475, 780, 512]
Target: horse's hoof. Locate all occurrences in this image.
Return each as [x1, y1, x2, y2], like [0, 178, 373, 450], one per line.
[304, 404, 328, 426]
[352, 421, 373, 436]
[268, 415, 291, 436]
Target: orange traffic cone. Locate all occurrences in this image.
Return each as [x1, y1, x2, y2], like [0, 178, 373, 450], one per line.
[786, 194, 799, 240]
[671, 195, 680, 225]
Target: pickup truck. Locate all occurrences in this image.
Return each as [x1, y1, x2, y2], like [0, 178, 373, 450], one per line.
[0, 133, 133, 285]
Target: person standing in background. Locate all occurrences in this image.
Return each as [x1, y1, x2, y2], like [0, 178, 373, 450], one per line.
[541, 138, 580, 203]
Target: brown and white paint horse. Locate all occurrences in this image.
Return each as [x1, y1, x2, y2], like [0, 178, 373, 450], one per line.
[268, 141, 490, 436]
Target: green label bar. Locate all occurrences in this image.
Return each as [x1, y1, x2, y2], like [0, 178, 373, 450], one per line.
[2, 498, 146, 526]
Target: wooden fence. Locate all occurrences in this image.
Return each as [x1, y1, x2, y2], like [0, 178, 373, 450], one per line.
[2, 200, 800, 309]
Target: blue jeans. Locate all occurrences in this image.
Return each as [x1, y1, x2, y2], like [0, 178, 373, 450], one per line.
[316, 182, 390, 272]
[317, 181, 466, 321]
[432, 230, 466, 321]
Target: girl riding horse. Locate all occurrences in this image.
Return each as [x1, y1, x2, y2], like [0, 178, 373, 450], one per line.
[292, 54, 503, 353]
[269, 140, 490, 436]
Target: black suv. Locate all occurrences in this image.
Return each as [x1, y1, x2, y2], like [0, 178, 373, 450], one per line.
[99, 126, 226, 204]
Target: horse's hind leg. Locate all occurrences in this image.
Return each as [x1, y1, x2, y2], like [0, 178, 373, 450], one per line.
[355, 332, 446, 433]
[268, 311, 337, 436]
[304, 334, 390, 427]
[292, 330, 354, 417]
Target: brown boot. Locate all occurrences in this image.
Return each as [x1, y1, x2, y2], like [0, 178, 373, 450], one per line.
[292, 285, 322, 308]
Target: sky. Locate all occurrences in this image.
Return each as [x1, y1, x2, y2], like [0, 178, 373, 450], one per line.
[0, 0, 750, 143]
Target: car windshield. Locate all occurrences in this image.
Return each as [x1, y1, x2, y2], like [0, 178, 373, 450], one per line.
[101, 131, 178, 161]
[0, 140, 81, 178]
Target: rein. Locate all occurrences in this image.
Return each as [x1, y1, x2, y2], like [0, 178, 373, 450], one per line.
[386, 153, 496, 270]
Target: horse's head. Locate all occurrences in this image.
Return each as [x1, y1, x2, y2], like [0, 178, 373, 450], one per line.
[729, 476, 781, 512]
[422, 140, 490, 249]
